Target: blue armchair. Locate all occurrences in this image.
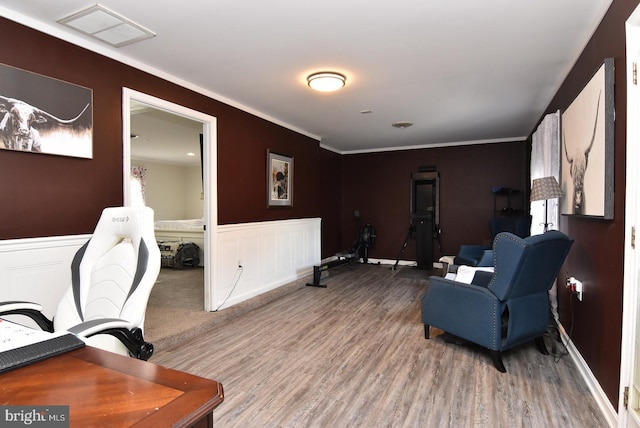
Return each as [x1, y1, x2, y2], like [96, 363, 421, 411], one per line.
[453, 216, 532, 267]
[422, 230, 573, 372]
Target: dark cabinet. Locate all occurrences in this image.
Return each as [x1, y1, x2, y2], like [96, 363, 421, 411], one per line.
[493, 187, 524, 216]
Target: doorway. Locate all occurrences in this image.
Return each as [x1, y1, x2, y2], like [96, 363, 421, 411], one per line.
[122, 88, 218, 311]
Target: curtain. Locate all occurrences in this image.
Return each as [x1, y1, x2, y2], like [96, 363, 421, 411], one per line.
[530, 110, 561, 234]
[530, 110, 561, 320]
[131, 166, 147, 206]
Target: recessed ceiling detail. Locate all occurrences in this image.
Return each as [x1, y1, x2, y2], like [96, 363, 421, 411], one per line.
[58, 4, 155, 48]
[307, 72, 346, 92]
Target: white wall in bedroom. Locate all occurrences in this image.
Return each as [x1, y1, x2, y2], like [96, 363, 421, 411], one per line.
[131, 159, 203, 220]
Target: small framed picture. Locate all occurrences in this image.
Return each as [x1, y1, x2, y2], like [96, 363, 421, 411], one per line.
[267, 150, 293, 207]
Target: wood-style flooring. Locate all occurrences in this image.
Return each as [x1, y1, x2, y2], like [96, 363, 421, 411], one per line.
[151, 263, 607, 428]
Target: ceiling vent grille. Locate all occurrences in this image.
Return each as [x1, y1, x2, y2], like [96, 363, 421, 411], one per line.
[58, 4, 155, 48]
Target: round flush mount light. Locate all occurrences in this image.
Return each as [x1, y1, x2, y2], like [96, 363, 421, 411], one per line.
[307, 72, 346, 92]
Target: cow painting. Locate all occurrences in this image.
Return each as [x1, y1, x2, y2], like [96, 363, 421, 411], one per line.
[0, 96, 89, 153]
[563, 91, 601, 215]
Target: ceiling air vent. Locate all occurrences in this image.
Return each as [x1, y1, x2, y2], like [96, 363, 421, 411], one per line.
[391, 122, 413, 129]
[58, 4, 155, 48]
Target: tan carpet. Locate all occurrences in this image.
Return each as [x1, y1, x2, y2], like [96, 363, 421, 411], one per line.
[144, 267, 308, 352]
[144, 267, 207, 350]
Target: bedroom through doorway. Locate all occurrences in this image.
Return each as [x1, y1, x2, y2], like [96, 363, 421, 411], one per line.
[122, 88, 218, 313]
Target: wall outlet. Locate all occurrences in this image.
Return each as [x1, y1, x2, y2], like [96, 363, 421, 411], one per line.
[237, 260, 242, 268]
[574, 278, 583, 301]
[568, 276, 583, 301]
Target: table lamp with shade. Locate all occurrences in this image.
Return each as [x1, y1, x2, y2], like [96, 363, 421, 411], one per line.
[530, 176, 563, 232]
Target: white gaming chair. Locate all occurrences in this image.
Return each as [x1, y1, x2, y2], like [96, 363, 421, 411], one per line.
[0, 206, 161, 360]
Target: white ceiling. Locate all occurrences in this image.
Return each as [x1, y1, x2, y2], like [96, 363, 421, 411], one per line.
[0, 1, 613, 154]
[130, 101, 203, 166]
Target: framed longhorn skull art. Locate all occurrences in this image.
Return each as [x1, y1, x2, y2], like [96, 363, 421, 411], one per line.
[560, 57, 614, 219]
[0, 63, 93, 159]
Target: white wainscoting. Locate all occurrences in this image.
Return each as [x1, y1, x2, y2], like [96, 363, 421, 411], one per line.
[0, 235, 90, 327]
[213, 217, 321, 310]
[0, 218, 321, 319]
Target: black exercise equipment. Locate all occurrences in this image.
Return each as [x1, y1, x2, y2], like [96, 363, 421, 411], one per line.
[307, 212, 376, 287]
[392, 169, 441, 270]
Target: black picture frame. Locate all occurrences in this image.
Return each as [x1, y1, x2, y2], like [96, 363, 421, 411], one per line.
[267, 149, 293, 207]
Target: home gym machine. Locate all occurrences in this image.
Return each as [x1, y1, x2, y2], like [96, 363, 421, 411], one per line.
[392, 168, 440, 270]
[306, 211, 376, 287]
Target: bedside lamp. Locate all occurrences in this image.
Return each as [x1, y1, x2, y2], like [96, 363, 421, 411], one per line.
[530, 176, 563, 232]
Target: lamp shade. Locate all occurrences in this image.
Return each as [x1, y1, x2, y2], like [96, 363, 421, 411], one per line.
[530, 176, 563, 201]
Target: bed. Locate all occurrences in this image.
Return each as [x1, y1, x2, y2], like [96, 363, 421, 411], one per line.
[154, 218, 205, 267]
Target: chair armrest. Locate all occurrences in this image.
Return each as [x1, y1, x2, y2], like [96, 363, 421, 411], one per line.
[67, 319, 154, 361]
[66, 318, 133, 336]
[422, 277, 501, 350]
[0, 301, 43, 313]
[0, 301, 54, 332]
[476, 250, 494, 267]
[454, 245, 491, 266]
[424, 277, 497, 309]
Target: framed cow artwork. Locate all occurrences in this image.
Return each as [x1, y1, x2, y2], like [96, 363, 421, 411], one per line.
[0, 63, 93, 159]
[560, 58, 614, 219]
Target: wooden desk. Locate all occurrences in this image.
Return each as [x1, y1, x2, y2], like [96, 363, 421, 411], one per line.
[0, 346, 224, 427]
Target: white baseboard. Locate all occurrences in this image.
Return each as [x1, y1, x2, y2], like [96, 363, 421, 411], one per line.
[558, 323, 618, 427]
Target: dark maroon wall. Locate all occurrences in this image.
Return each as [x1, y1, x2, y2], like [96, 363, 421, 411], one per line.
[340, 141, 528, 261]
[541, 0, 639, 408]
[0, 17, 340, 257]
[319, 149, 343, 257]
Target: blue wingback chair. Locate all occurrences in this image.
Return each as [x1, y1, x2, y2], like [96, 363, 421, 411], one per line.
[422, 230, 573, 372]
[454, 216, 532, 267]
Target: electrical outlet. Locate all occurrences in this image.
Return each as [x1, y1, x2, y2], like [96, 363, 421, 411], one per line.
[237, 259, 242, 268]
[574, 278, 583, 301]
[567, 276, 583, 301]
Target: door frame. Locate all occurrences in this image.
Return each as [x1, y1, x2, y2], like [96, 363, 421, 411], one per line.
[619, 6, 640, 427]
[122, 88, 218, 311]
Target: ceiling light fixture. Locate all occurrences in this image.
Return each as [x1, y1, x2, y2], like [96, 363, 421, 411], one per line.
[307, 72, 346, 92]
[58, 4, 156, 48]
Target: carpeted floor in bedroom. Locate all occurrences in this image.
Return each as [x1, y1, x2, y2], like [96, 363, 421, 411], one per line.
[144, 266, 310, 352]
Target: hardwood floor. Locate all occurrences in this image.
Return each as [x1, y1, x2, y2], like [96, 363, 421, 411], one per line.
[151, 263, 607, 427]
